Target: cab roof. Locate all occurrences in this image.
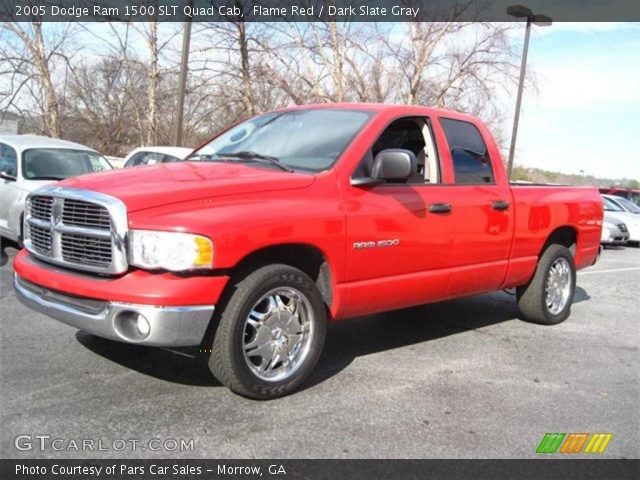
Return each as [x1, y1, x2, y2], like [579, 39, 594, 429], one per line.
[272, 102, 479, 122]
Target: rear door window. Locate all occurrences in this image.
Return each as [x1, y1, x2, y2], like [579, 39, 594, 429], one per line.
[440, 118, 494, 184]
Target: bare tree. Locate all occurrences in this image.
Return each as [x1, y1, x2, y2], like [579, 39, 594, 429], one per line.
[250, 21, 386, 104]
[194, 2, 272, 120]
[63, 55, 146, 155]
[1, 16, 524, 156]
[81, 8, 180, 146]
[0, 20, 75, 137]
[372, 22, 519, 149]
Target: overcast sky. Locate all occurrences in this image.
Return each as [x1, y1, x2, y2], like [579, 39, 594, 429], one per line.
[510, 22, 639, 180]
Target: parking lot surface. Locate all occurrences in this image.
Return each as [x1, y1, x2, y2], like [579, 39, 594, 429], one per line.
[1, 243, 638, 459]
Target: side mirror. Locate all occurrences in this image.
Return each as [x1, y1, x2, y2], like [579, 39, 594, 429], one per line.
[0, 170, 17, 182]
[371, 149, 415, 182]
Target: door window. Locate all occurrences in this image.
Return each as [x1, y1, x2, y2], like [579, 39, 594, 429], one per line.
[0, 142, 18, 176]
[440, 118, 494, 185]
[354, 117, 440, 184]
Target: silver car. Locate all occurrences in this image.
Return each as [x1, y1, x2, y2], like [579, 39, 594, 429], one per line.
[601, 212, 630, 245]
[602, 195, 640, 245]
[0, 135, 112, 244]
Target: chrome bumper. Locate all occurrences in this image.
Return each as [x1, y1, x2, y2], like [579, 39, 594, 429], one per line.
[14, 274, 214, 347]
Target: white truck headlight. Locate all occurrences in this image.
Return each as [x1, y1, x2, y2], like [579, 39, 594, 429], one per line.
[129, 230, 213, 271]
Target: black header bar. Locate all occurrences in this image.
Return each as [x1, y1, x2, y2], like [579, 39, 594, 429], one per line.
[1, 0, 639, 22]
[1, 459, 639, 480]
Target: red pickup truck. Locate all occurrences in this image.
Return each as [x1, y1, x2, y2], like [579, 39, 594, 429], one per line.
[13, 104, 603, 399]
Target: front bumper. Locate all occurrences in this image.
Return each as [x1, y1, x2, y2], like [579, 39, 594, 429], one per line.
[601, 225, 629, 245]
[14, 274, 214, 347]
[600, 232, 629, 245]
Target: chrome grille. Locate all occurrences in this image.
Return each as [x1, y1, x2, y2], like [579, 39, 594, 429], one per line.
[62, 199, 111, 229]
[29, 224, 52, 254]
[61, 233, 113, 267]
[24, 186, 128, 275]
[30, 196, 53, 221]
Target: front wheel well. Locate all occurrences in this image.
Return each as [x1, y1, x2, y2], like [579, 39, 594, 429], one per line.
[230, 244, 333, 309]
[541, 226, 577, 257]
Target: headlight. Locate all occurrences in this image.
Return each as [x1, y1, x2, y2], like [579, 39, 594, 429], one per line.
[129, 230, 213, 271]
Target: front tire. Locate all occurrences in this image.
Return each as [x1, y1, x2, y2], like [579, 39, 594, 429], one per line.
[517, 245, 576, 325]
[209, 264, 327, 399]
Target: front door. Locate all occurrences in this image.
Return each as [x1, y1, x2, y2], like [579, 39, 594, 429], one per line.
[342, 117, 454, 317]
[0, 142, 19, 237]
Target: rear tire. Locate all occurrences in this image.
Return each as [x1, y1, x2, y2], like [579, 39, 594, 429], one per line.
[208, 264, 326, 400]
[517, 245, 576, 325]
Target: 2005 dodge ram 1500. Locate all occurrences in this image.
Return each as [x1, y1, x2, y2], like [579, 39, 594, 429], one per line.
[13, 104, 603, 399]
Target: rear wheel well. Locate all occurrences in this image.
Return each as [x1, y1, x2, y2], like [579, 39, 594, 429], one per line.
[231, 244, 333, 309]
[541, 226, 577, 257]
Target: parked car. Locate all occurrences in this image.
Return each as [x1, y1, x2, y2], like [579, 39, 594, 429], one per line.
[105, 156, 126, 168]
[13, 104, 603, 399]
[601, 214, 629, 246]
[0, 135, 112, 244]
[602, 194, 640, 215]
[123, 146, 192, 168]
[602, 195, 640, 246]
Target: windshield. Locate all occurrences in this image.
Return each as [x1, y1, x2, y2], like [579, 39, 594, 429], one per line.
[615, 196, 640, 213]
[23, 148, 112, 180]
[125, 151, 182, 168]
[603, 196, 624, 212]
[190, 109, 373, 171]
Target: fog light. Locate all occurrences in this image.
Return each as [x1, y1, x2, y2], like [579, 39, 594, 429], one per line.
[136, 315, 150, 337]
[114, 311, 151, 341]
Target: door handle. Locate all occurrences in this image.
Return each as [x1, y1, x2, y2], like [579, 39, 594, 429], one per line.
[492, 200, 509, 211]
[428, 203, 452, 214]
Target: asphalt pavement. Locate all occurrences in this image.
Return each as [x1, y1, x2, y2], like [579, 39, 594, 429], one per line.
[1, 242, 638, 459]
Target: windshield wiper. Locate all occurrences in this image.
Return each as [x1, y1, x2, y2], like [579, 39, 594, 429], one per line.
[218, 151, 293, 173]
[185, 151, 293, 172]
[29, 175, 66, 181]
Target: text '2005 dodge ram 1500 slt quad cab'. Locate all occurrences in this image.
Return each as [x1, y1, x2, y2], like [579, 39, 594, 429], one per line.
[13, 104, 603, 399]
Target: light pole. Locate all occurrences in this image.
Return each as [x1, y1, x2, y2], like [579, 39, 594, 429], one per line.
[506, 5, 552, 179]
[173, 3, 193, 147]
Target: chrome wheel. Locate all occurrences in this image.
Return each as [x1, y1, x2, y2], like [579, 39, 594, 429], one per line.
[243, 287, 314, 382]
[545, 257, 572, 315]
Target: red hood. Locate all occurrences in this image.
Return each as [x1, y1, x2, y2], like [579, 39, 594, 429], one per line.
[59, 162, 316, 212]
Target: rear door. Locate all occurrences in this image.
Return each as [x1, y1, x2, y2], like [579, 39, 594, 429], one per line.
[436, 117, 514, 296]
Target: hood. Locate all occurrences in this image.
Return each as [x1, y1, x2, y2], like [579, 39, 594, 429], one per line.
[58, 162, 316, 212]
[604, 211, 638, 226]
[22, 179, 55, 193]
